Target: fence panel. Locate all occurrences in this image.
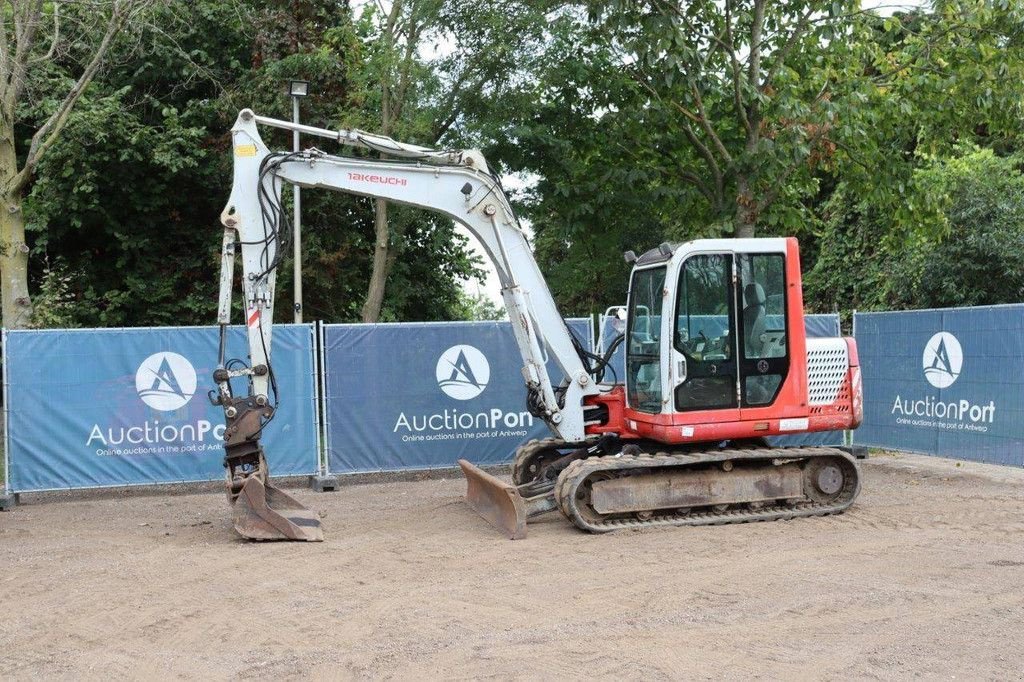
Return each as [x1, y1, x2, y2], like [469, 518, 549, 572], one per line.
[322, 319, 591, 474]
[854, 306, 1024, 466]
[4, 324, 319, 492]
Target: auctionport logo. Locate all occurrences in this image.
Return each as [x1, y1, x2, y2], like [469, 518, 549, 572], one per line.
[892, 329, 994, 432]
[393, 343, 531, 439]
[135, 352, 197, 411]
[436, 344, 490, 400]
[922, 332, 962, 389]
[88, 351, 222, 454]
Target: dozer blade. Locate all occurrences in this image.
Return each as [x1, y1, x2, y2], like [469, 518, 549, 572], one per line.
[232, 476, 324, 542]
[459, 459, 528, 539]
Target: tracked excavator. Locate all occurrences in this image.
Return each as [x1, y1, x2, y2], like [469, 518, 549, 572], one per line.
[213, 109, 863, 541]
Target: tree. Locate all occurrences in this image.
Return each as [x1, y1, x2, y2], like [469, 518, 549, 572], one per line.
[804, 148, 1024, 313]
[454, 290, 503, 320]
[25, 0, 253, 327]
[588, 0, 867, 237]
[24, 0, 487, 327]
[0, 0, 151, 328]
[914, 150, 1024, 308]
[352, 0, 554, 322]
[354, 0, 425, 322]
[824, 2, 1024, 240]
[469, 9, 677, 315]
[801, 2, 1024, 313]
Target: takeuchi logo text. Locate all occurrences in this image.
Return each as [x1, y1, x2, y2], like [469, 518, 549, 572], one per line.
[347, 171, 407, 187]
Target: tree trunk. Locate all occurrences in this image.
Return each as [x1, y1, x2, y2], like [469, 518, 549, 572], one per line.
[0, 134, 32, 329]
[734, 175, 757, 239]
[361, 198, 390, 322]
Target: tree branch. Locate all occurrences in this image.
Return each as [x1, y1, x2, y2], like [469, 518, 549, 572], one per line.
[724, 0, 751, 136]
[7, 0, 43, 116]
[12, 0, 139, 194]
[737, 0, 768, 158]
[379, 0, 404, 132]
[624, 59, 702, 125]
[392, 3, 426, 124]
[680, 123, 724, 204]
[0, 3, 11, 94]
[690, 80, 732, 165]
[678, 167, 718, 208]
[763, 7, 816, 90]
[756, 121, 831, 212]
[30, 1, 60, 65]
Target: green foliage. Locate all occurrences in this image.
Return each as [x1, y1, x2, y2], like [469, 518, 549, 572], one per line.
[480, 11, 694, 315]
[581, 0, 863, 235]
[454, 291, 505, 321]
[913, 150, 1024, 308]
[14, 0, 1024, 327]
[22, 0, 487, 327]
[28, 259, 79, 329]
[804, 148, 1024, 313]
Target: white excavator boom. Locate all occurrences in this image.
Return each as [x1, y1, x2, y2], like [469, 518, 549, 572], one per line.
[214, 109, 602, 540]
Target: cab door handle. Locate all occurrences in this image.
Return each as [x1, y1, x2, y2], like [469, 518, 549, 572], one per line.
[674, 354, 687, 386]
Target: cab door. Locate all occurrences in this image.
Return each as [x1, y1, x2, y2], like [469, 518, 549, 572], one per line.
[624, 265, 668, 414]
[670, 253, 742, 422]
[735, 252, 790, 413]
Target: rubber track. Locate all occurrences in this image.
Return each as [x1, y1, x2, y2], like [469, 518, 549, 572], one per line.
[555, 447, 861, 533]
[511, 437, 595, 486]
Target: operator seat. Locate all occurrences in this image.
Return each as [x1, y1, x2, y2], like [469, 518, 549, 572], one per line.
[743, 282, 766, 357]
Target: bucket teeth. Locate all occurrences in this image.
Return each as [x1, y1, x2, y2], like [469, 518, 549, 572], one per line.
[459, 460, 528, 539]
[232, 476, 324, 542]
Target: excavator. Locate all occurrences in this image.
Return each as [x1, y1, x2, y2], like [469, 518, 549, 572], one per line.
[213, 109, 863, 541]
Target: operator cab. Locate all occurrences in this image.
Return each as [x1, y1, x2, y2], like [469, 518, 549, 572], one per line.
[624, 238, 800, 422]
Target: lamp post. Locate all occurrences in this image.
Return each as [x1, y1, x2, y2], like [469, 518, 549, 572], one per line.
[288, 79, 309, 323]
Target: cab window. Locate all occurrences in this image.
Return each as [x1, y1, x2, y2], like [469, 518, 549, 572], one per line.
[626, 267, 665, 413]
[674, 254, 737, 411]
[738, 253, 788, 406]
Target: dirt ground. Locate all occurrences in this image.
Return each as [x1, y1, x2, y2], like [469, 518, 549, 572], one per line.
[1, 453, 1023, 680]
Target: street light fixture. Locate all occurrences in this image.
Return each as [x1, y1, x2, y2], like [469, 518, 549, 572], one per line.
[288, 80, 309, 323]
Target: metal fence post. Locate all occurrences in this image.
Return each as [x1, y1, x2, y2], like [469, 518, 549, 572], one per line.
[310, 322, 322, 476]
[848, 309, 858, 447]
[1, 329, 15, 509]
[308, 319, 338, 492]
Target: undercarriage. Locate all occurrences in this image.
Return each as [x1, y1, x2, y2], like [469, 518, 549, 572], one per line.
[460, 438, 860, 539]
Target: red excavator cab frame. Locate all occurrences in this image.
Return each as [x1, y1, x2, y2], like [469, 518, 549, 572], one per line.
[584, 238, 862, 445]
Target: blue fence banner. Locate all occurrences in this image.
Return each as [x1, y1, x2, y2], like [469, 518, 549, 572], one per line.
[854, 306, 1024, 466]
[322, 319, 592, 474]
[4, 325, 319, 492]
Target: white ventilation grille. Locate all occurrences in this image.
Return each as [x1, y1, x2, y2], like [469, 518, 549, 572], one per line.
[806, 338, 849, 406]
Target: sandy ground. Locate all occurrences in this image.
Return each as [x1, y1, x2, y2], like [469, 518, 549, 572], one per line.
[1, 453, 1023, 680]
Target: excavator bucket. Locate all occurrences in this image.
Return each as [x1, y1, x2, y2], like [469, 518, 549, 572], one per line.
[459, 459, 528, 539]
[232, 476, 324, 542]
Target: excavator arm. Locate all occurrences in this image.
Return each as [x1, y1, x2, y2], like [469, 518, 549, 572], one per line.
[214, 109, 603, 540]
